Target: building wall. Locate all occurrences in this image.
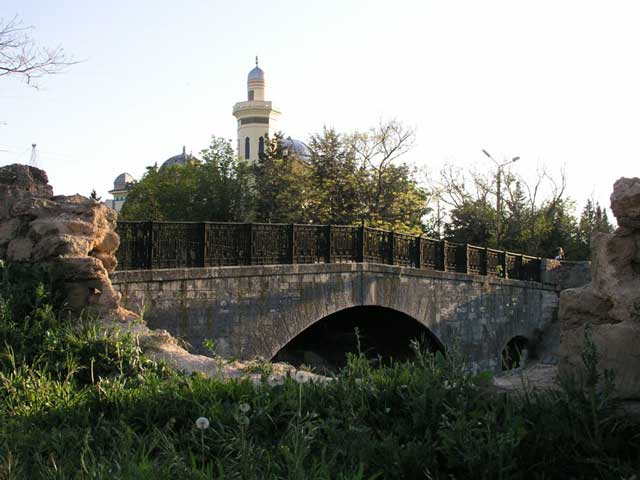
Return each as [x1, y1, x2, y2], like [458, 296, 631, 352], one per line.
[111, 262, 559, 371]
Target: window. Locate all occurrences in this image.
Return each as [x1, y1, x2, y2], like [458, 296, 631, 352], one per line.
[248, 90, 254, 101]
[259, 136, 265, 156]
[245, 137, 250, 159]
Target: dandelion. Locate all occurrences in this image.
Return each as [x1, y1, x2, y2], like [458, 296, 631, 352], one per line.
[295, 370, 310, 384]
[195, 416, 210, 430]
[239, 402, 251, 414]
[195, 416, 209, 467]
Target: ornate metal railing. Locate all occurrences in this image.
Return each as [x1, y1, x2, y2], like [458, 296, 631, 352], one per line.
[115, 221, 542, 282]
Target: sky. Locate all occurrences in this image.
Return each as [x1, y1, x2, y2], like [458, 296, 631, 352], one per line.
[1, 0, 638, 216]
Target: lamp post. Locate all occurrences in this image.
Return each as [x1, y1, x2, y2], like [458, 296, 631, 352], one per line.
[482, 150, 520, 247]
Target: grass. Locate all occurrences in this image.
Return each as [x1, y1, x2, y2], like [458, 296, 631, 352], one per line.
[0, 261, 638, 479]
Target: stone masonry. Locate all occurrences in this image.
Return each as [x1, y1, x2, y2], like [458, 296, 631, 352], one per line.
[112, 262, 559, 371]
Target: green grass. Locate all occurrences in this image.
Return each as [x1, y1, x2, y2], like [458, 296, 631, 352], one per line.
[0, 261, 638, 479]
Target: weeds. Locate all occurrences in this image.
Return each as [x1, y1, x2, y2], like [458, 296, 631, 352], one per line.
[0, 262, 638, 478]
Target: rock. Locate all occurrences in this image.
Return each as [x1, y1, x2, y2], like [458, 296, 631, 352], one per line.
[6, 238, 33, 261]
[558, 177, 640, 399]
[611, 177, 640, 229]
[0, 163, 125, 320]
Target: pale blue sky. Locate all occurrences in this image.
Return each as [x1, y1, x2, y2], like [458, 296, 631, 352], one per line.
[1, 0, 638, 214]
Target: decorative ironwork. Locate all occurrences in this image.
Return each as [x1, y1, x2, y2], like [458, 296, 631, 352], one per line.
[115, 222, 543, 282]
[467, 245, 485, 275]
[251, 223, 289, 265]
[486, 249, 504, 277]
[204, 223, 247, 266]
[363, 228, 391, 264]
[444, 242, 466, 273]
[330, 226, 359, 263]
[393, 232, 415, 267]
[419, 238, 441, 270]
[151, 222, 203, 269]
[293, 225, 327, 264]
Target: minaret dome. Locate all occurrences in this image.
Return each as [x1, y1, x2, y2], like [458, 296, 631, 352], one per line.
[247, 56, 265, 101]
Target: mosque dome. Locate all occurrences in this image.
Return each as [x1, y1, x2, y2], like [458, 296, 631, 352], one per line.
[113, 172, 135, 191]
[280, 137, 311, 161]
[160, 146, 196, 169]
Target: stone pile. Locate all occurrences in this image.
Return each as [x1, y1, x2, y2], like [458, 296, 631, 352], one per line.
[559, 177, 640, 399]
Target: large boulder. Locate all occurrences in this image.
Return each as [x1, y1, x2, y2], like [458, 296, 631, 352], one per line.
[559, 177, 640, 399]
[0, 164, 127, 319]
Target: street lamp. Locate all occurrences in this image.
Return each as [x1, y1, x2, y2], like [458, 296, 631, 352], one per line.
[482, 150, 520, 247]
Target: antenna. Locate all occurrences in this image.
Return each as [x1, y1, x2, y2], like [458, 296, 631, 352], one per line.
[29, 143, 38, 168]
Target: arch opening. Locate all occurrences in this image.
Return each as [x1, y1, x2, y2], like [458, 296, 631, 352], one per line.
[501, 336, 529, 370]
[272, 306, 443, 373]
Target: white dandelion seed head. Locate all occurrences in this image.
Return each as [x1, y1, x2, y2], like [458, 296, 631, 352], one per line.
[239, 402, 251, 413]
[195, 416, 210, 430]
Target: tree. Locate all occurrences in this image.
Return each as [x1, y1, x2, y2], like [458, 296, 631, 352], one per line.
[251, 133, 310, 223]
[574, 199, 614, 259]
[307, 128, 366, 225]
[120, 136, 253, 222]
[1, 15, 77, 87]
[433, 162, 584, 257]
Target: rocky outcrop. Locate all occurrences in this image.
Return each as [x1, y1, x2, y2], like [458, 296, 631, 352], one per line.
[559, 177, 640, 399]
[0, 164, 322, 383]
[0, 164, 128, 319]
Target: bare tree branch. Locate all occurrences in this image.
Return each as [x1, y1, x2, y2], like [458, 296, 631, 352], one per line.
[0, 14, 79, 87]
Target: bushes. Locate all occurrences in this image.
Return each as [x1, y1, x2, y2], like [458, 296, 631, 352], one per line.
[0, 262, 639, 478]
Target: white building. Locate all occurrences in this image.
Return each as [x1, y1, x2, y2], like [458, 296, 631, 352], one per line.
[107, 59, 308, 212]
[232, 57, 281, 163]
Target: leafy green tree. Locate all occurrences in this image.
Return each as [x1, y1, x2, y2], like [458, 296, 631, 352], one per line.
[252, 133, 311, 223]
[444, 199, 496, 246]
[120, 136, 253, 222]
[307, 128, 367, 225]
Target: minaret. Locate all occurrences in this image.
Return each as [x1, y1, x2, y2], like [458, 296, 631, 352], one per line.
[232, 57, 281, 163]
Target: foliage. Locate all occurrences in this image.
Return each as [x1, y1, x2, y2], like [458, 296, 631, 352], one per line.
[573, 199, 614, 260]
[251, 133, 312, 223]
[253, 121, 428, 233]
[120, 137, 253, 222]
[434, 164, 613, 260]
[0, 263, 638, 478]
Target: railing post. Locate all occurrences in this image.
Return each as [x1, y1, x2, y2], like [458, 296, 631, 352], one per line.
[441, 239, 447, 271]
[464, 244, 470, 274]
[326, 225, 332, 263]
[389, 230, 395, 265]
[357, 224, 365, 263]
[289, 224, 296, 264]
[200, 222, 207, 267]
[483, 247, 489, 276]
[246, 223, 253, 265]
[517, 254, 524, 280]
[146, 221, 153, 270]
[502, 251, 508, 279]
[415, 236, 422, 268]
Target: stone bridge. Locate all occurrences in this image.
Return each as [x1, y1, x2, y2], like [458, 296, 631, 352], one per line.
[111, 262, 564, 371]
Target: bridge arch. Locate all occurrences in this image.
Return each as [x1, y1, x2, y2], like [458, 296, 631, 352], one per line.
[271, 305, 445, 370]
